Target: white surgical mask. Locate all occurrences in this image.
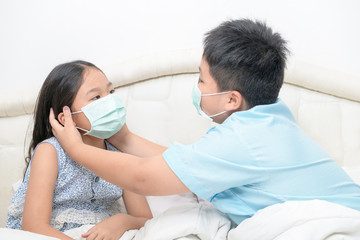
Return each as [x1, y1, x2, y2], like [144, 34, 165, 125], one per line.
[72, 94, 126, 139]
[192, 83, 231, 121]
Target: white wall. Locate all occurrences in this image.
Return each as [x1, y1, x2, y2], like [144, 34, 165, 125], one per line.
[0, 0, 359, 93]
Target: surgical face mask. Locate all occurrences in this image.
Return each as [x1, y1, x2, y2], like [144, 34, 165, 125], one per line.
[192, 83, 231, 121]
[72, 94, 126, 139]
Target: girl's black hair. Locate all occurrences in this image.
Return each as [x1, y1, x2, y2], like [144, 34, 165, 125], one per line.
[24, 60, 101, 176]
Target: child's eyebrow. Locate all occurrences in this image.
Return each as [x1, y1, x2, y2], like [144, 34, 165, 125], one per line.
[86, 87, 101, 96]
[86, 82, 113, 95]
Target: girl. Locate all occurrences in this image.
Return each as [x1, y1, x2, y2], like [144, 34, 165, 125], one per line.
[6, 60, 152, 240]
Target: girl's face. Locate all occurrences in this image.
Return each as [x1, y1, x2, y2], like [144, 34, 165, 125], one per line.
[71, 67, 115, 136]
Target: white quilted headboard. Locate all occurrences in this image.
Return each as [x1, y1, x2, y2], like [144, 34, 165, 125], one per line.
[0, 49, 359, 227]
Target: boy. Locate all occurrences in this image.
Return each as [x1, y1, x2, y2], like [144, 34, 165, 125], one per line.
[50, 19, 360, 225]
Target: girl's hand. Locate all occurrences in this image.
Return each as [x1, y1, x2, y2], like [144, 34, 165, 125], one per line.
[82, 214, 141, 240]
[49, 106, 83, 154]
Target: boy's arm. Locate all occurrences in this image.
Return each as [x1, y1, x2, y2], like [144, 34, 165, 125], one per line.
[107, 123, 167, 157]
[50, 107, 190, 196]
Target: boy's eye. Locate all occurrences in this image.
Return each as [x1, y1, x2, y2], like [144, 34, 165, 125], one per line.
[198, 78, 204, 83]
[109, 89, 115, 94]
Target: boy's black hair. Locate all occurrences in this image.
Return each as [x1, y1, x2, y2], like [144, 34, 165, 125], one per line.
[203, 19, 289, 108]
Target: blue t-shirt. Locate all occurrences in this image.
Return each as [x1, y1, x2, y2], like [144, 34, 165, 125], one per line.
[163, 99, 360, 225]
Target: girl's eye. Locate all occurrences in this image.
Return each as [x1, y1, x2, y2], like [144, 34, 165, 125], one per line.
[109, 89, 115, 94]
[91, 95, 100, 100]
[198, 78, 204, 83]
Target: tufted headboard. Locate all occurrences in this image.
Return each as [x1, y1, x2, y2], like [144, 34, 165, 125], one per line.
[0, 49, 359, 227]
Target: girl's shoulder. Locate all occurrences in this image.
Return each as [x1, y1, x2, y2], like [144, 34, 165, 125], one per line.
[30, 137, 60, 160]
[29, 137, 61, 167]
[41, 136, 62, 149]
[39, 137, 68, 156]
[37, 136, 69, 169]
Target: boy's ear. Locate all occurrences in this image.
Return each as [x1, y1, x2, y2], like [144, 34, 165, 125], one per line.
[225, 91, 247, 111]
[57, 112, 65, 126]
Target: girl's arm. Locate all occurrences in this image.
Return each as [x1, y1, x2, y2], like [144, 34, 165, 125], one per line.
[82, 190, 152, 239]
[107, 123, 167, 157]
[22, 143, 73, 240]
[122, 190, 152, 219]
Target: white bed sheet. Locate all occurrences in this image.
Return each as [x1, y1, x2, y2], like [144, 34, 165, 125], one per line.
[2, 200, 360, 240]
[229, 199, 360, 240]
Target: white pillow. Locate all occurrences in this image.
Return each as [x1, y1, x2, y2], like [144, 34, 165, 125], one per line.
[12, 179, 22, 193]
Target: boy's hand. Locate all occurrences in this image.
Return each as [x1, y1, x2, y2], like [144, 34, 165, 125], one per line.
[49, 106, 83, 154]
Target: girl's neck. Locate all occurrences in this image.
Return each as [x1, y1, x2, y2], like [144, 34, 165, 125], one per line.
[82, 135, 106, 149]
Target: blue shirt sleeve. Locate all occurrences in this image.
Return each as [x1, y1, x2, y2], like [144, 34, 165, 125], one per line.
[163, 123, 267, 200]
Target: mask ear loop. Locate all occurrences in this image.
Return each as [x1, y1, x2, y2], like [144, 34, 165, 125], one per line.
[201, 91, 231, 118]
[75, 126, 90, 134]
[208, 111, 227, 118]
[71, 110, 90, 135]
[201, 91, 231, 97]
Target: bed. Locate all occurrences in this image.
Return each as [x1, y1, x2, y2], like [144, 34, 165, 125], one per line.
[1, 49, 360, 239]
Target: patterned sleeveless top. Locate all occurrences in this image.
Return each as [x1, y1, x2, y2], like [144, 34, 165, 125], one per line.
[6, 137, 123, 232]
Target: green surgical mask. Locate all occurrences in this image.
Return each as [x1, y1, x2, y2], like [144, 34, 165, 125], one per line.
[72, 94, 126, 139]
[192, 82, 230, 121]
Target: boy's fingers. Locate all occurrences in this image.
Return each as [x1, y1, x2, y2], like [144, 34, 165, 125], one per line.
[62, 106, 75, 127]
[49, 107, 55, 122]
[49, 108, 60, 129]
